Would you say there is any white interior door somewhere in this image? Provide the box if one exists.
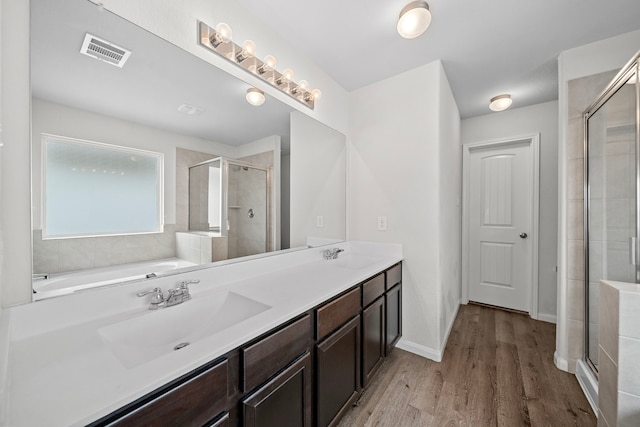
[466,139,535,312]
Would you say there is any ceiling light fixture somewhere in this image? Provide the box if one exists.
[198,21,320,109]
[246,87,265,106]
[397,1,432,39]
[489,94,512,112]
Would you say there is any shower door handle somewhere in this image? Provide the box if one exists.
[630,237,638,265]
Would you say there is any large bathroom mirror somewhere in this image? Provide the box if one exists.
[30,0,346,300]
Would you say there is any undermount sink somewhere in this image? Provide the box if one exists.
[328,253,380,270]
[98,291,271,369]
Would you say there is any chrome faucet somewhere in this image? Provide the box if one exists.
[323,248,345,260]
[137,287,165,310]
[137,280,200,310]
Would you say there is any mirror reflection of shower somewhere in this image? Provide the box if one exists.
[188,157,272,261]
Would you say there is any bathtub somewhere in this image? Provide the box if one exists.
[33,258,198,301]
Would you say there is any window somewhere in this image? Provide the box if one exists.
[43,134,163,238]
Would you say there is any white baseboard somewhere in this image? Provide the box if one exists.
[554,350,569,372]
[397,303,461,363]
[441,303,459,354]
[537,312,557,324]
[396,338,442,362]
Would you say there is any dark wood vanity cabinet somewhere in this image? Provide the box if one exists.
[90,262,402,427]
[241,315,312,426]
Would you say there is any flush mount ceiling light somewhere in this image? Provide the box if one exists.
[489,94,512,112]
[198,21,320,109]
[397,1,432,39]
[246,88,265,106]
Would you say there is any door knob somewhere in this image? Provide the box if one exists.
[519,233,528,239]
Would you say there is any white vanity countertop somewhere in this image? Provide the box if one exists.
[1,241,402,426]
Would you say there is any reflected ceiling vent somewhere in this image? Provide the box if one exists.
[80,33,131,68]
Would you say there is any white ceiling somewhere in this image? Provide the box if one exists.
[238,0,640,118]
[31,0,294,149]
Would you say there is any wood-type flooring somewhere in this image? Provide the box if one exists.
[337,303,596,426]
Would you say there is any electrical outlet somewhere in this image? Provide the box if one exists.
[377,216,387,231]
[316,215,324,228]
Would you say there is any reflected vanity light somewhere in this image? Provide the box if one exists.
[236,40,256,62]
[276,68,294,86]
[258,55,277,74]
[291,79,309,95]
[489,94,512,112]
[210,22,232,47]
[246,87,266,106]
[198,21,320,109]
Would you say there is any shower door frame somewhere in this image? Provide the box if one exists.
[583,51,640,375]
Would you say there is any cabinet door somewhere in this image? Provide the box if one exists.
[316,316,361,427]
[386,283,402,355]
[243,352,312,427]
[362,296,385,387]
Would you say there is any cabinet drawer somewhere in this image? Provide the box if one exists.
[386,263,402,290]
[362,273,385,307]
[316,287,361,341]
[106,359,228,427]
[243,314,311,392]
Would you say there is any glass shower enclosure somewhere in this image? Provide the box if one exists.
[189,157,272,259]
[584,53,639,374]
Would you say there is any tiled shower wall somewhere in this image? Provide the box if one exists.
[565,70,618,372]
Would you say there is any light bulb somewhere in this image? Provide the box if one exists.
[211,22,232,47]
[298,80,309,91]
[237,40,256,62]
[305,88,322,103]
[397,1,431,39]
[277,68,294,86]
[246,88,265,106]
[258,55,277,73]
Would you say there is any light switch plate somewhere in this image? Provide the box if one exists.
[316,215,324,228]
[377,216,387,231]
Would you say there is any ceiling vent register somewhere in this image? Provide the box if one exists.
[80,33,131,68]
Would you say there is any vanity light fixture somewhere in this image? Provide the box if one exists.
[236,40,256,62]
[246,87,266,106]
[305,89,322,102]
[210,22,232,47]
[258,55,277,74]
[276,68,294,86]
[291,79,309,95]
[198,21,320,109]
[489,94,512,112]
[397,1,432,39]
